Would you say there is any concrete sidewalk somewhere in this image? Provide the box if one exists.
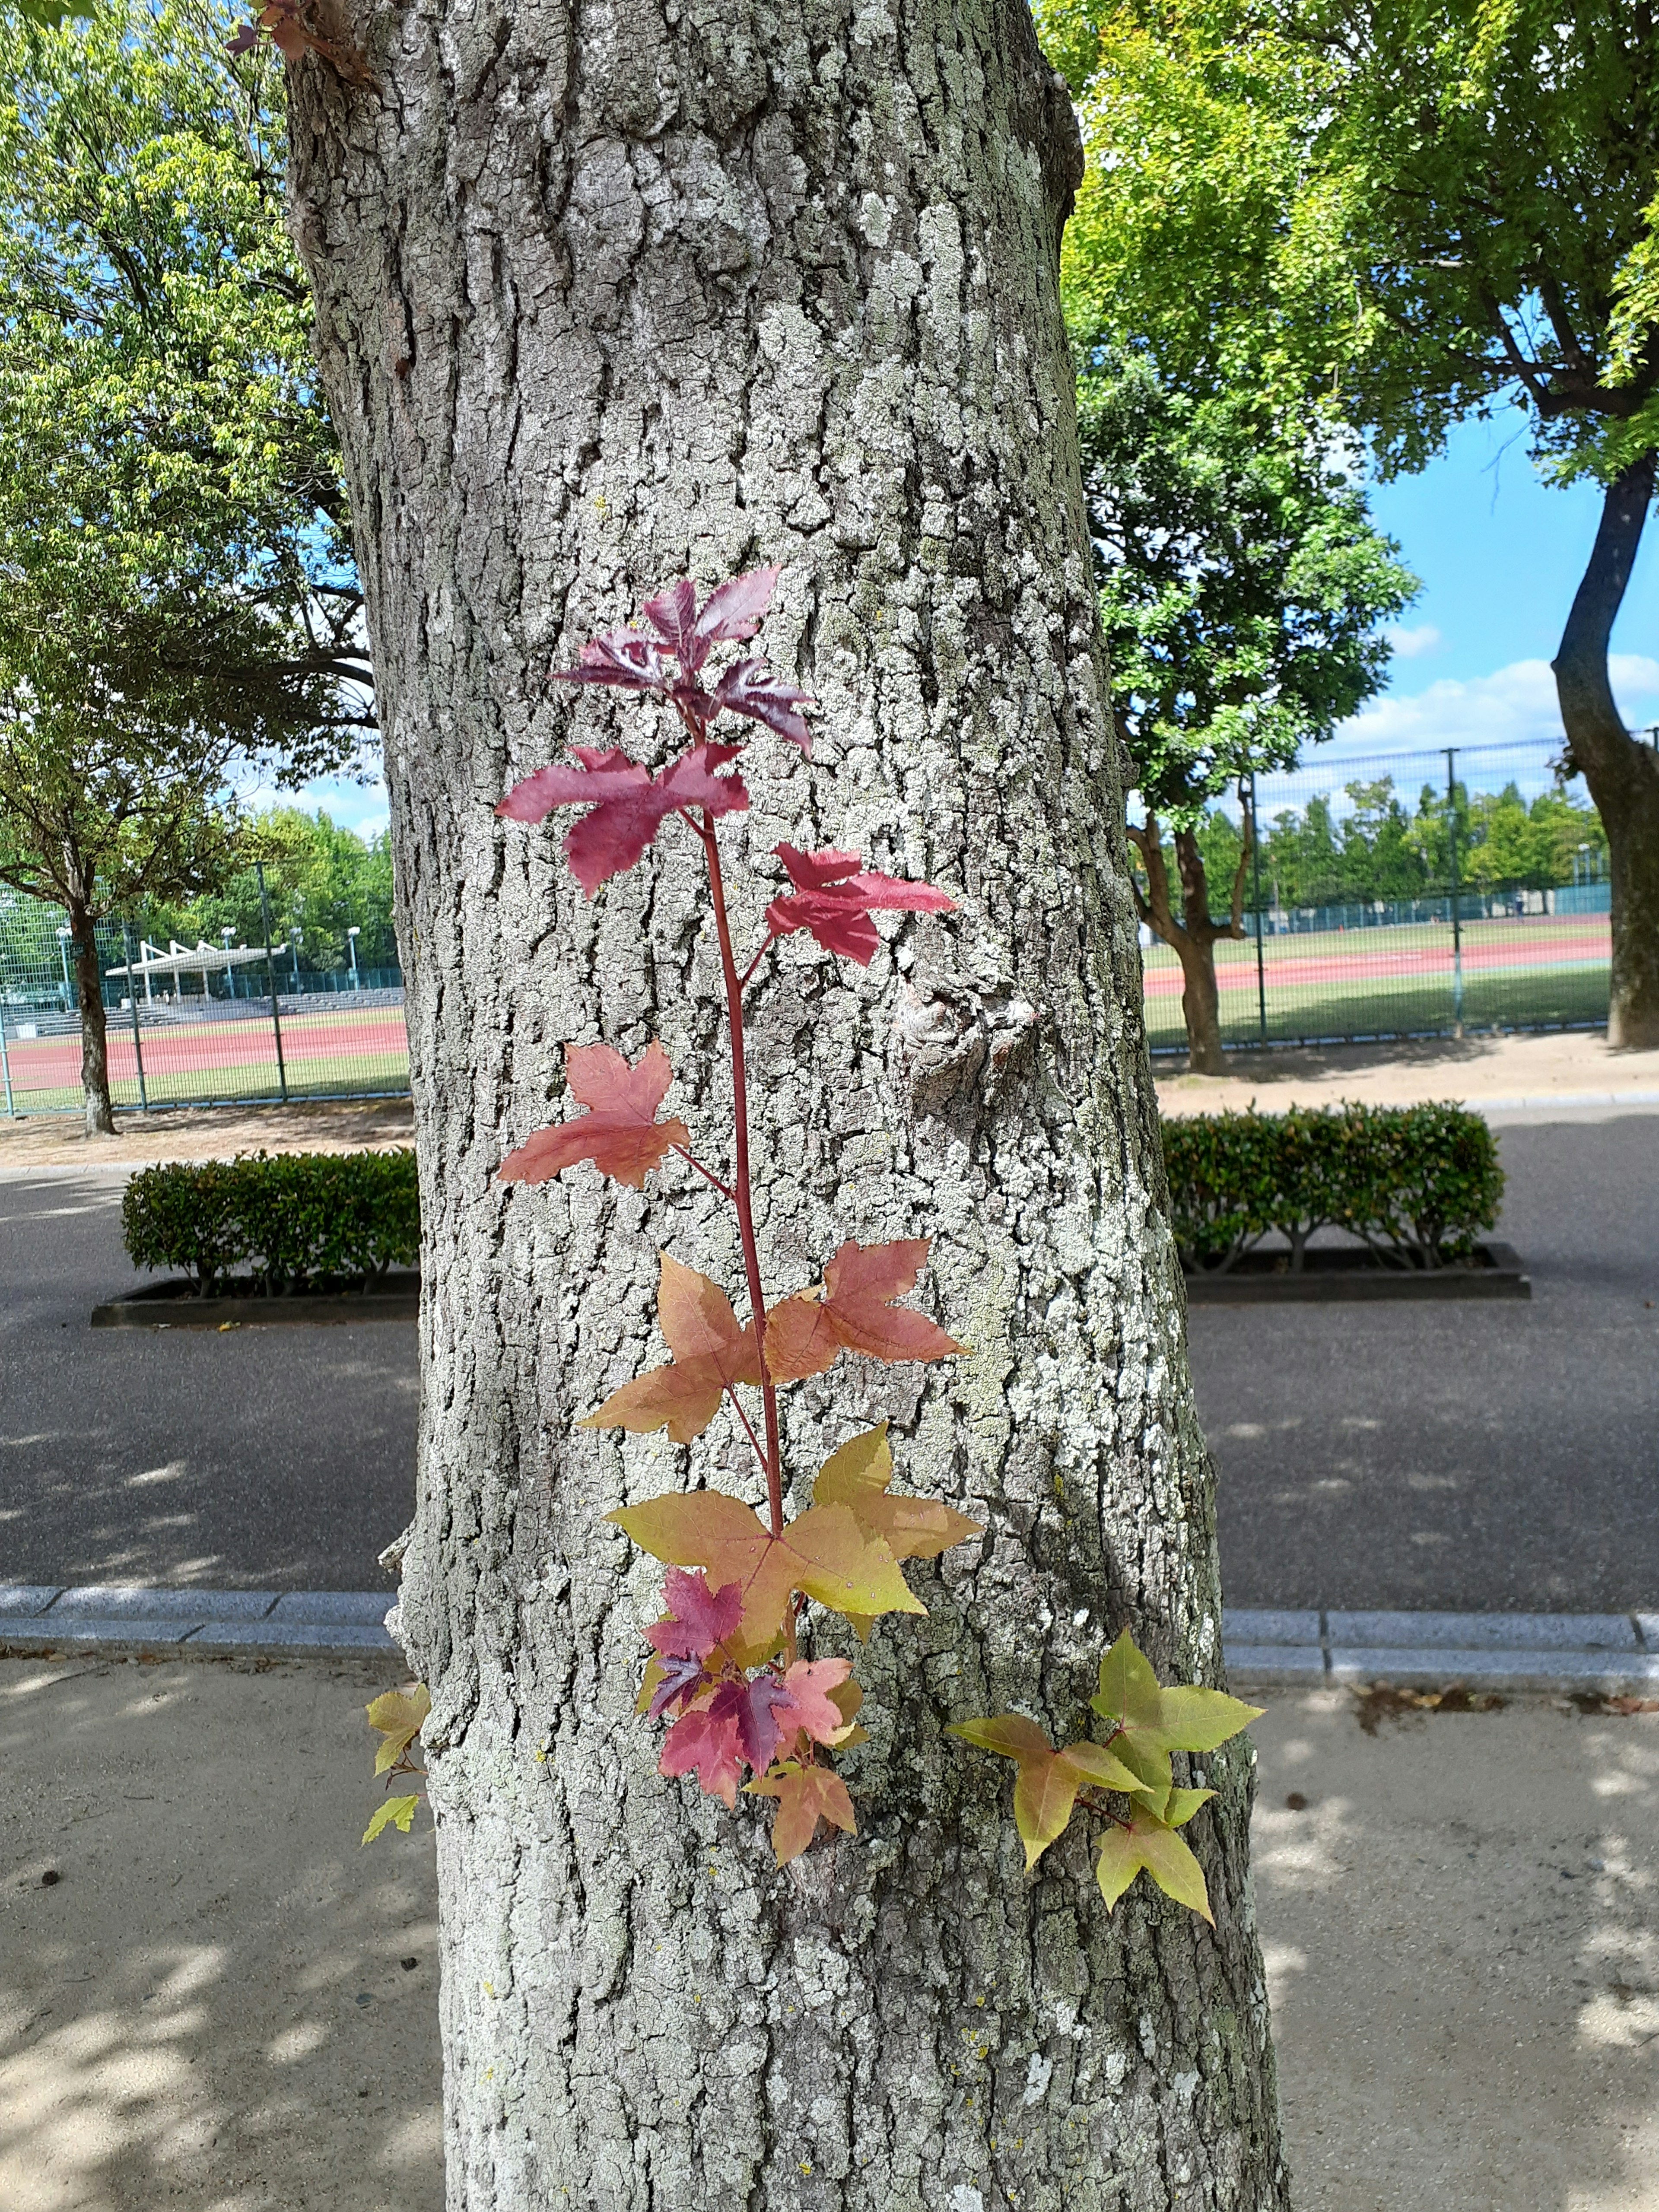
[1,1655,1654,2210]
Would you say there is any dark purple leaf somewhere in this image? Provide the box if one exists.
[646,1653,707,1721]
[712,659,814,753]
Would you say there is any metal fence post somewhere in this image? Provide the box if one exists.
[256,860,290,1103]
[0,1008,13,1117]
[1249,770,1268,1042]
[1445,746,1464,1034]
[121,920,149,1112]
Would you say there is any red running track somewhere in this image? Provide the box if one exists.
[1142,920,1611,997]
[3,1012,408,1085]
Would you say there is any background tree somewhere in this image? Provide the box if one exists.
[0,606,245,1132]
[1079,337,1414,1070]
[151,806,400,977]
[0,0,375,1130]
[1048,0,1659,1043]
[286,1,1287,2204]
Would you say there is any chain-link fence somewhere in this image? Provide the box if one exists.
[0,875,409,1115]
[1137,738,1615,1054]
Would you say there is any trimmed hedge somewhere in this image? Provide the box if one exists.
[121,1149,420,1294]
[1163,1103,1503,1274]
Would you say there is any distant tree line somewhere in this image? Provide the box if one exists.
[1182,777,1610,914]
[0,810,397,988]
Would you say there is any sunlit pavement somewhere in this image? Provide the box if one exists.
[1,1659,1653,2210]
[1200,1115,1659,1611]
[0,1168,417,1589]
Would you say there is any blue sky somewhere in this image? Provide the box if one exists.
[283,402,1659,836]
[1324,408,1659,784]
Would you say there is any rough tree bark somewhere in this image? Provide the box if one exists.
[1552,451,1659,1048]
[65,891,114,1136]
[287,5,1286,2207]
[1125,810,1252,1077]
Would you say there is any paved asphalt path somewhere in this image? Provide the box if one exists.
[1200,1112,1659,1611]
[0,1168,416,1589]
[3,1115,1655,1607]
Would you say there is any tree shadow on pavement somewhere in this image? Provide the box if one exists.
[0,1652,441,2212]
[1247,1687,1659,2211]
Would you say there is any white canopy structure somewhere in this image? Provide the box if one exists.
[104,938,287,1001]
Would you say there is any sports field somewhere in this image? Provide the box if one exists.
[0,1001,408,1112]
[1142,912,1611,1049]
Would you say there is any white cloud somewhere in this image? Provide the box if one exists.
[1323,654,1659,765]
[1385,623,1442,659]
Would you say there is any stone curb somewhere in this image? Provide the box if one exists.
[0,1583,399,1656]
[1224,1606,1659,1692]
[4,1590,1656,1685]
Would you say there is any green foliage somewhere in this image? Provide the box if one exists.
[1050,0,1659,484]
[950,1630,1262,1921]
[148,806,399,973]
[121,1148,419,1292]
[0,0,372,958]
[1217,774,1607,909]
[1078,337,1416,823]
[1163,1102,1504,1271]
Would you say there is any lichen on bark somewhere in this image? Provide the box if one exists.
[287,1,1289,2204]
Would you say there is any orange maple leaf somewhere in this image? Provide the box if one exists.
[747,1761,858,1864]
[764,1238,963,1382]
[583,1255,762,1445]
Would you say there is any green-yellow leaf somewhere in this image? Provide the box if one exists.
[1090,1628,1261,1790]
[1094,1808,1213,1923]
[948,1713,1143,1869]
[366,1683,429,1776]
[362,1793,420,1846]
[814,1423,983,1560]
[608,1491,924,1664]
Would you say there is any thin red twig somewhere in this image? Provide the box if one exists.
[698,811,785,1539]
[723,1383,769,1475]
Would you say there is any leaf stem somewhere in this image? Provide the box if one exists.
[698,811,785,1538]
[674,1144,737,1203]
[739,932,778,994]
[723,1382,769,1475]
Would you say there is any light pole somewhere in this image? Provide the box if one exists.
[56,925,72,1011]
[290,922,303,991]
[347,925,361,991]
[221,925,235,998]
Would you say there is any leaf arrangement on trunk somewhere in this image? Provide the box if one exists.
[367,567,1259,1904]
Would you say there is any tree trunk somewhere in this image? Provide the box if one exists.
[1551,451,1659,1047]
[288,8,1286,2209]
[1170,832,1229,1077]
[67,895,114,1136]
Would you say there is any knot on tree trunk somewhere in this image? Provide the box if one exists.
[893,973,1038,1121]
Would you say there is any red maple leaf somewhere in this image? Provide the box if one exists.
[498,1041,688,1189]
[774,1657,856,1748]
[658,1701,747,1808]
[765,844,953,963]
[708,661,814,752]
[645,1568,743,1664]
[496,744,748,896]
[545,572,814,750]
[765,1238,965,1382]
[582,1255,763,1446]
[638,569,780,675]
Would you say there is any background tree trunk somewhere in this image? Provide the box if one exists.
[67,894,114,1135]
[288,6,1286,2208]
[1552,452,1659,1048]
